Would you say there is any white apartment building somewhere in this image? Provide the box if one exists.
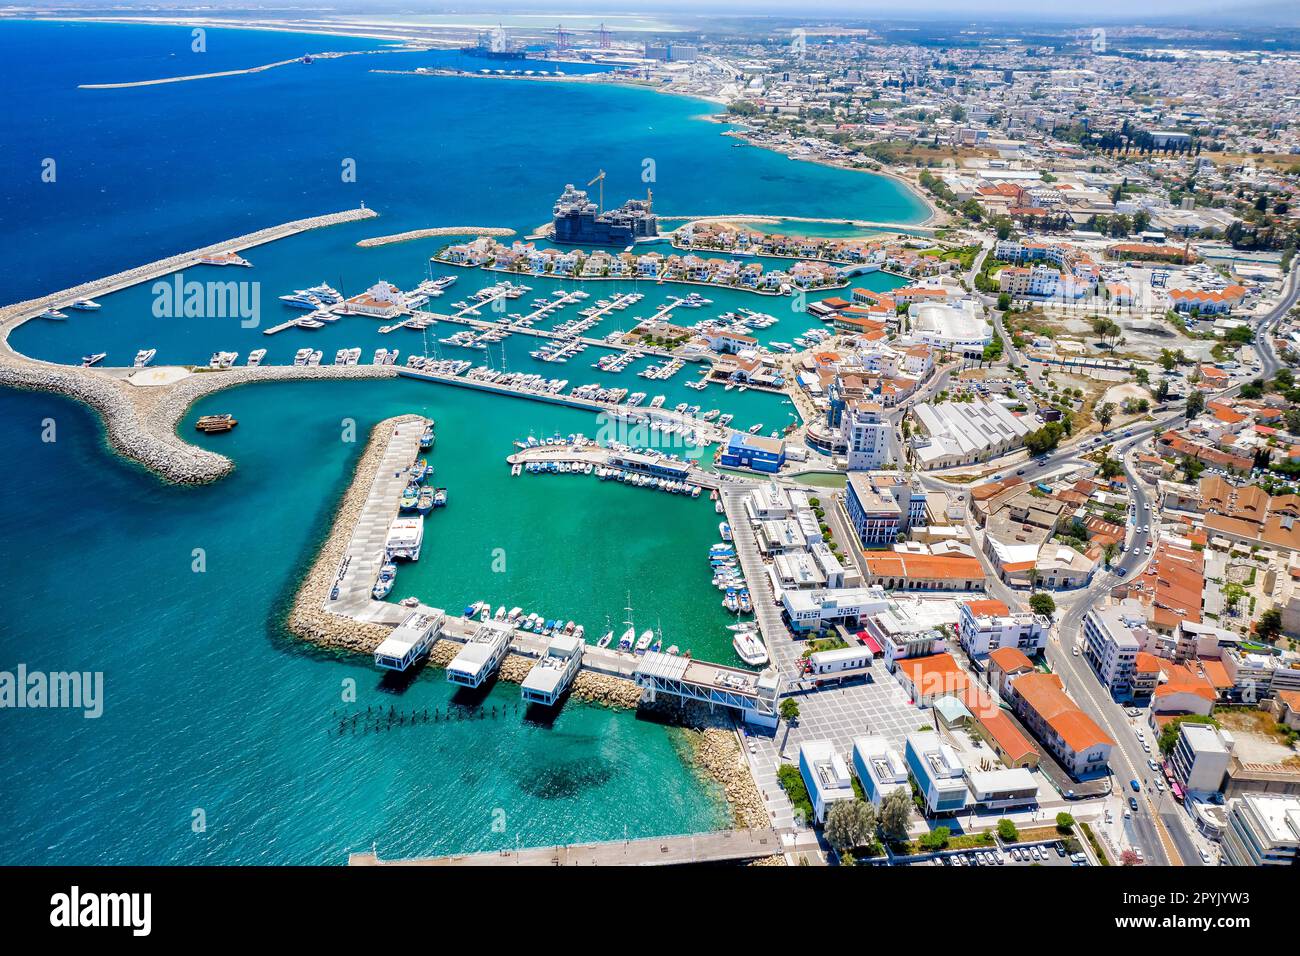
[1169,723,1233,796]
[851,736,910,808]
[1082,603,1152,699]
[842,400,890,471]
[1221,794,1300,867]
[957,599,1049,659]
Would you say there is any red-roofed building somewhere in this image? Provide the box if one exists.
[895,652,969,705]
[1005,672,1114,777]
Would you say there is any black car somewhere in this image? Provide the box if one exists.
[1129,796,1139,811]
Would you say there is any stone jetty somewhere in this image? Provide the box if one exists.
[357,226,515,247]
[0,207,384,483]
[286,414,425,654]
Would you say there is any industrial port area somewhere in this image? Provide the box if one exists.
[1,0,1296,934]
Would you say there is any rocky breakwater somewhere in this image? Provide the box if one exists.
[286,413,425,654]
[0,207,385,483]
[646,699,772,831]
[0,360,396,483]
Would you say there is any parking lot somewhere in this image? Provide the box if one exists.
[913,841,1086,868]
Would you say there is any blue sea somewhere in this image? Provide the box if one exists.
[0,20,929,864]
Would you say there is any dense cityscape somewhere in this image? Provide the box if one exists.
[0,1,1296,931]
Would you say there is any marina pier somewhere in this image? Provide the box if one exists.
[296,415,781,723]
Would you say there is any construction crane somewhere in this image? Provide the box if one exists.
[598,22,612,49]
[553,23,570,52]
[587,169,606,213]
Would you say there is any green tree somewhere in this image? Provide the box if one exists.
[997,292,1012,311]
[1097,402,1115,430]
[779,698,800,722]
[1186,390,1205,419]
[825,800,877,855]
[1256,607,1283,643]
[879,788,912,841]
[1029,592,1056,616]
[997,818,1019,841]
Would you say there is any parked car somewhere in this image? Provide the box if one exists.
[1131,779,1141,792]
[1129,796,1139,812]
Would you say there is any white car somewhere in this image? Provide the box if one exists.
[1072,646,1080,656]
[1155,779,1166,793]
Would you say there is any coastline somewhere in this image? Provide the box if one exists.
[16,13,938,229]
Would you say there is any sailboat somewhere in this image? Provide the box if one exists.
[596,614,614,648]
[618,594,636,651]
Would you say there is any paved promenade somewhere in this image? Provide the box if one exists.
[348,827,784,866]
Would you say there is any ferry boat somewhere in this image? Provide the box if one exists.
[133,348,156,368]
[247,348,266,367]
[194,414,237,434]
[81,352,107,367]
[293,347,312,366]
[732,630,769,667]
[70,298,102,311]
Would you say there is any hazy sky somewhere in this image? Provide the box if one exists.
[45,0,1299,22]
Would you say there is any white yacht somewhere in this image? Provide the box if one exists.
[247,348,266,367]
[732,630,769,667]
[70,298,102,311]
[279,291,325,310]
[133,348,156,368]
[293,347,312,366]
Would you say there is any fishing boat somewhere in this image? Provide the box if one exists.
[419,423,435,449]
[432,488,448,508]
[723,589,741,613]
[371,564,397,600]
[732,630,769,667]
[416,486,436,513]
[81,352,106,367]
[719,521,733,542]
[738,590,753,614]
[409,459,429,483]
[398,485,420,511]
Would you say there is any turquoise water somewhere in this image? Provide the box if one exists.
[0,20,928,864]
